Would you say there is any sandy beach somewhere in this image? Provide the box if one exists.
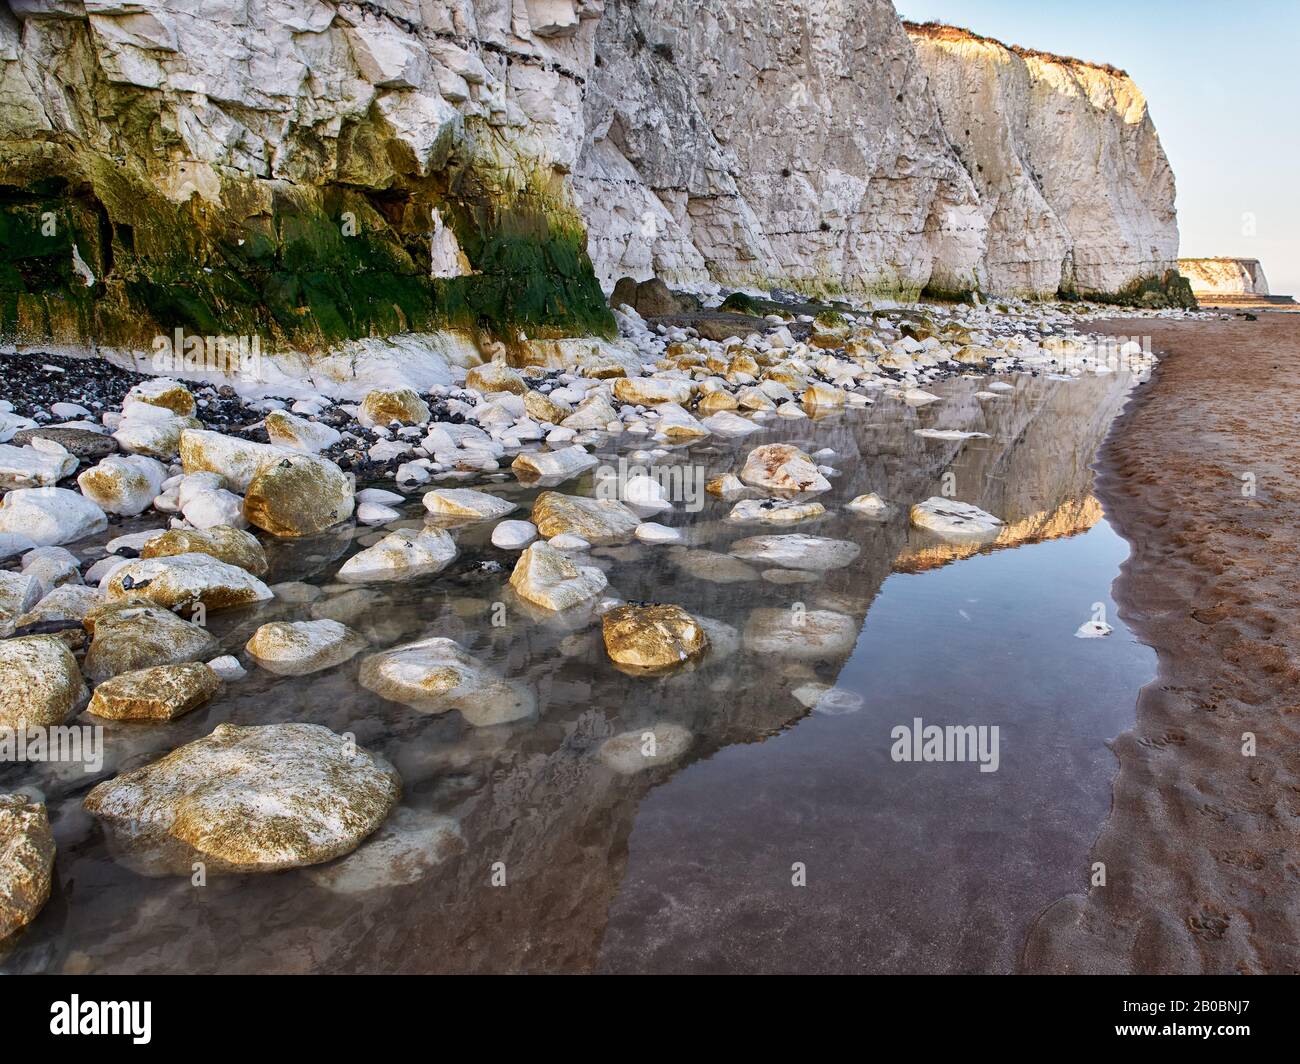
[1025,311,1300,974]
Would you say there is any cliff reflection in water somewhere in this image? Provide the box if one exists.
[2,370,1150,975]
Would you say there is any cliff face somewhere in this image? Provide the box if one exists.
[1179,257,1270,297]
[0,1,615,353]
[573,0,987,299]
[0,3,1183,358]
[905,23,1179,298]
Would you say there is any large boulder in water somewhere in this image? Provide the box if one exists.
[87,662,221,721]
[0,636,87,730]
[104,554,273,612]
[508,541,607,611]
[739,443,831,495]
[0,794,56,940]
[0,487,107,546]
[530,491,639,544]
[243,453,355,538]
[602,604,710,673]
[83,603,220,683]
[83,723,401,874]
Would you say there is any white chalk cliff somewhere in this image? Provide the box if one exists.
[905,23,1179,298]
[1178,257,1270,297]
[573,0,988,298]
[0,2,1184,359]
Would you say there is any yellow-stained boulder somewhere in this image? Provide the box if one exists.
[243,453,354,537]
[0,636,86,730]
[141,525,268,576]
[602,603,709,672]
[88,662,221,721]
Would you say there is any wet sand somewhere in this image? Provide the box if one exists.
[1024,311,1300,974]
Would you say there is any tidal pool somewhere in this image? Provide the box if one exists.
[0,369,1155,974]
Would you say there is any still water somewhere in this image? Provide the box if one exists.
[1,369,1155,973]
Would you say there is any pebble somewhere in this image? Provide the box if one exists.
[491,520,538,549]
[634,522,682,544]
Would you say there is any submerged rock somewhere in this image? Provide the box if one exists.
[909,497,1004,538]
[304,808,465,895]
[509,541,607,611]
[0,636,86,731]
[598,723,694,774]
[669,547,759,584]
[84,723,401,874]
[87,662,221,721]
[0,794,56,941]
[602,604,709,672]
[729,533,860,571]
[793,682,865,715]
[245,620,367,676]
[742,608,857,659]
[359,637,536,726]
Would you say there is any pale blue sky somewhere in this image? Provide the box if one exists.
[896,0,1300,295]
